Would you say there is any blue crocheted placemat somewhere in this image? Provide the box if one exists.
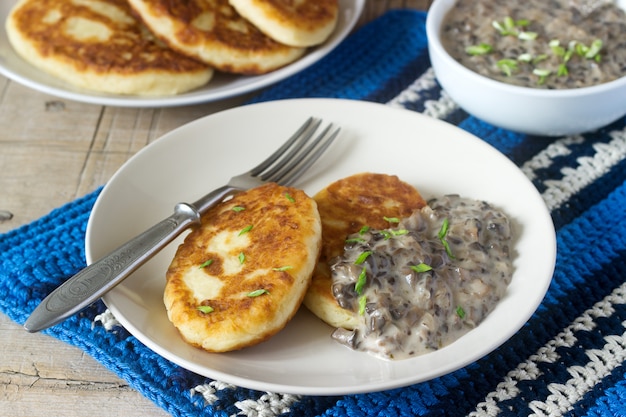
[3,9,626,416]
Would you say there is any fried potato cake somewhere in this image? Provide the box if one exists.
[228,0,339,47]
[6,0,213,95]
[303,173,427,329]
[127,0,306,74]
[164,183,321,352]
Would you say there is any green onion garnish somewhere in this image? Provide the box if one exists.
[197,305,214,314]
[355,266,367,294]
[410,263,433,273]
[358,295,367,315]
[284,193,295,203]
[238,252,246,264]
[358,225,370,235]
[247,289,269,297]
[232,206,245,212]
[199,259,213,269]
[518,31,537,41]
[438,218,455,259]
[345,237,366,244]
[533,68,551,84]
[384,216,400,223]
[391,229,409,236]
[497,59,518,76]
[354,251,372,265]
[239,224,253,236]
[466,43,492,56]
[456,306,466,319]
[354,266,367,294]
[273,266,293,272]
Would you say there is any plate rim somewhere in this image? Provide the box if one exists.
[0,0,364,107]
[88,98,557,395]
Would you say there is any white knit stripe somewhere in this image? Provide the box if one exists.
[527,325,626,417]
[520,136,585,181]
[233,392,301,417]
[469,282,626,417]
[386,68,460,120]
[538,127,626,211]
[387,67,438,107]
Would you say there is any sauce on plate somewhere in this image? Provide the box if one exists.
[331,195,513,360]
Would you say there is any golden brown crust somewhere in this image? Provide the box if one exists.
[127,0,306,74]
[228,0,338,47]
[164,183,321,352]
[5,0,213,95]
[304,173,427,329]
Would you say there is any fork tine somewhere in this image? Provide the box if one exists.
[262,123,340,186]
[256,118,322,180]
[249,117,315,176]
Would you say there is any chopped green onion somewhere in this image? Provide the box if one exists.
[383,216,400,223]
[199,259,213,269]
[358,225,370,235]
[232,206,245,212]
[354,251,372,265]
[197,305,214,314]
[549,39,565,57]
[533,68,551,84]
[557,63,569,76]
[438,218,450,240]
[247,289,269,297]
[238,224,253,236]
[515,19,530,27]
[410,263,433,273]
[345,237,366,244]
[585,39,603,60]
[284,193,295,203]
[466,43,493,56]
[273,265,293,272]
[380,230,392,240]
[497,59,518,76]
[518,31,537,41]
[456,306,466,319]
[358,295,367,315]
[355,266,367,294]
[492,16,517,36]
[517,53,533,63]
[438,218,455,259]
[391,229,409,236]
[238,252,246,264]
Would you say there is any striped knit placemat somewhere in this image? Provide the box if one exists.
[2,10,626,416]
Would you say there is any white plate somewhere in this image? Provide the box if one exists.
[0,0,363,107]
[86,98,556,395]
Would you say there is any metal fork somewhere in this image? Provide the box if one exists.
[24,118,339,333]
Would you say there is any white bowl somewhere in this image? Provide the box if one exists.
[426,0,626,136]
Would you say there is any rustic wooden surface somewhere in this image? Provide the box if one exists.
[0,1,431,416]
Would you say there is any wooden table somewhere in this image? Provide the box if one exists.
[0,1,431,416]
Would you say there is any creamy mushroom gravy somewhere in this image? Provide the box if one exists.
[330,195,513,360]
[441,0,626,89]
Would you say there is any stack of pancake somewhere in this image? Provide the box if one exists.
[5,0,338,95]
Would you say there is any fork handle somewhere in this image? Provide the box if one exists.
[24,186,239,332]
[24,202,200,332]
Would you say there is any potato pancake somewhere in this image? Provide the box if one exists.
[229,0,339,47]
[127,0,306,74]
[6,0,213,95]
[303,173,426,329]
[164,183,321,352]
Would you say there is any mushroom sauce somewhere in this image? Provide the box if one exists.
[441,0,626,89]
[331,195,513,360]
